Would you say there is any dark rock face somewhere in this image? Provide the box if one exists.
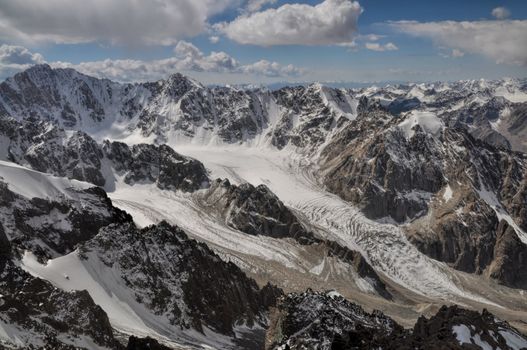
[266,290,527,350]
[507,103,527,144]
[487,220,527,288]
[407,190,499,274]
[320,107,443,223]
[0,116,106,186]
[0,179,131,260]
[0,116,211,193]
[202,179,313,242]
[81,221,282,336]
[410,305,527,350]
[103,141,210,192]
[126,336,172,350]
[0,64,114,127]
[269,85,341,151]
[318,101,527,287]
[0,224,11,271]
[265,290,403,350]
[0,261,122,349]
[387,96,421,115]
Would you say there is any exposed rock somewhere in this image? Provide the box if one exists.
[201,179,314,242]
[266,290,527,350]
[320,108,443,223]
[126,336,172,350]
[265,289,403,350]
[487,220,527,289]
[0,261,122,349]
[0,177,131,260]
[0,224,10,271]
[406,188,499,274]
[103,141,210,192]
[200,178,391,299]
[0,116,106,186]
[80,220,282,336]
[410,305,527,350]
[0,116,211,193]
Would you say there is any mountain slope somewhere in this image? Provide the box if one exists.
[266,290,527,350]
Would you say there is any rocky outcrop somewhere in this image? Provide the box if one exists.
[265,290,403,350]
[126,336,172,350]
[0,116,211,192]
[0,177,131,260]
[0,116,107,186]
[80,220,282,336]
[266,290,527,350]
[0,259,121,349]
[406,188,499,274]
[320,106,443,223]
[0,224,10,271]
[410,305,527,350]
[487,220,527,289]
[201,179,314,242]
[103,141,210,192]
[0,218,121,350]
[318,100,527,287]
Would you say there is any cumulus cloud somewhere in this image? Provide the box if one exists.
[209,36,220,44]
[0,42,304,82]
[0,0,237,46]
[220,0,363,46]
[0,45,45,79]
[491,7,510,20]
[245,0,277,13]
[0,45,44,65]
[242,60,303,77]
[49,41,303,82]
[391,20,527,66]
[364,42,398,51]
[358,34,385,41]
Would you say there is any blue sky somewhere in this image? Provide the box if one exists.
[0,0,526,84]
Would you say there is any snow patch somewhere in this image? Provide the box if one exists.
[478,184,527,244]
[398,111,443,139]
[452,325,492,350]
[0,160,92,200]
[443,185,453,202]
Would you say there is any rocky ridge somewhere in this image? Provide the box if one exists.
[0,160,283,349]
[266,290,527,350]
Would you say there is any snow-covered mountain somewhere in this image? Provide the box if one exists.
[1,65,527,349]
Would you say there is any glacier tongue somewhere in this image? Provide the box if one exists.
[108,144,497,305]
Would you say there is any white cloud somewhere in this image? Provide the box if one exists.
[49,41,303,82]
[491,7,510,20]
[0,45,44,65]
[0,42,304,82]
[0,45,45,79]
[391,20,527,66]
[242,60,304,77]
[209,36,220,44]
[358,34,385,41]
[451,49,464,58]
[245,0,277,13]
[0,0,237,46]
[365,42,398,51]
[220,0,363,46]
